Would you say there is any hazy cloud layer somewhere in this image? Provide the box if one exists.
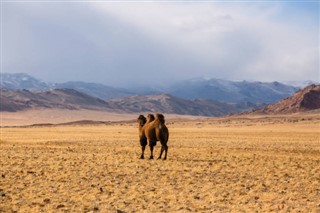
[2,2,319,87]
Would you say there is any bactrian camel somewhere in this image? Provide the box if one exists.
[137,113,169,160]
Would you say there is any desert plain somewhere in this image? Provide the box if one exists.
[0,111,319,212]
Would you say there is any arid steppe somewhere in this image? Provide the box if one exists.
[0,113,319,212]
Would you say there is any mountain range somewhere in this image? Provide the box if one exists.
[1,73,306,104]
[1,73,318,116]
[0,88,264,116]
[167,78,299,103]
[250,84,320,114]
[0,73,133,100]
[107,94,264,116]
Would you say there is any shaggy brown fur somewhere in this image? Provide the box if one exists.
[137,113,169,160]
[137,115,147,147]
[147,114,155,123]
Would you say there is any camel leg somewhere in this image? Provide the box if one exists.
[140,145,146,159]
[149,142,155,159]
[158,146,164,160]
[140,138,147,159]
[163,145,168,160]
[149,145,154,159]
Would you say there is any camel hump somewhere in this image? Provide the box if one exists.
[137,115,147,125]
[155,113,165,124]
[147,114,155,123]
[138,115,146,120]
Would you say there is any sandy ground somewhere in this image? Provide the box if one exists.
[0,115,319,212]
[0,109,207,127]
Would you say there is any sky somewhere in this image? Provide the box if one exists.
[1,1,319,87]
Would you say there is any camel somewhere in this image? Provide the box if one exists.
[137,113,169,160]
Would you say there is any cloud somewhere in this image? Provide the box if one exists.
[2,2,319,86]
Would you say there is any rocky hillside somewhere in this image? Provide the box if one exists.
[252,84,320,114]
[107,94,263,116]
[0,88,111,112]
[0,89,262,116]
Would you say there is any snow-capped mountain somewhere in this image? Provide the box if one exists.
[167,78,299,104]
[0,73,132,100]
[1,73,302,104]
[0,73,49,90]
[284,80,319,88]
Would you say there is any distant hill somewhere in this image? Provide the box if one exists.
[107,94,263,116]
[0,73,49,90]
[284,80,319,88]
[0,89,263,116]
[168,78,299,104]
[54,81,133,100]
[0,73,133,100]
[247,84,320,114]
[0,88,111,112]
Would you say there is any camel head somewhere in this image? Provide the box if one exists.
[155,113,165,124]
[137,115,147,127]
[147,114,155,122]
